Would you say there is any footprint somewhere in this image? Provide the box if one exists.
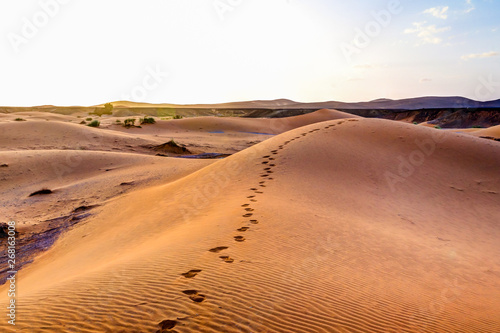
[271,150,278,153]
[234,236,245,242]
[209,246,228,253]
[241,204,250,207]
[250,199,257,202]
[260,185,266,187]
[238,227,249,232]
[182,290,206,303]
[250,188,258,190]
[259,181,266,184]
[219,255,234,263]
[264,167,271,171]
[262,161,269,164]
[255,191,264,194]
[247,195,255,198]
[245,208,254,211]
[269,164,276,167]
[181,269,202,278]
[267,178,274,181]
[250,220,259,224]
[261,174,269,177]
[269,158,275,161]
[263,155,271,158]
[158,320,177,330]
[267,171,273,174]
[243,213,253,217]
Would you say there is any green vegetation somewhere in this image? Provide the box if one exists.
[413,121,418,125]
[156,108,177,117]
[87,120,100,127]
[91,103,113,116]
[115,119,121,123]
[86,117,92,121]
[472,125,483,128]
[14,118,25,121]
[434,125,442,129]
[123,118,137,128]
[141,116,156,124]
[172,114,183,119]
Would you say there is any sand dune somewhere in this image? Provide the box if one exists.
[0,120,161,153]
[0,109,358,156]
[0,150,213,226]
[1,117,498,332]
[470,124,500,139]
[109,108,359,135]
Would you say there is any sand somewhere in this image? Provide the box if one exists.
[0,111,499,332]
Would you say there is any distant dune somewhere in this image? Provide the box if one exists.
[90,96,500,110]
[1,114,498,332]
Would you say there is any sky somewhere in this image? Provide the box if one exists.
[0,0,499,106]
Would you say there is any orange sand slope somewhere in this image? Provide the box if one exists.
[0,109,359,155]
[1,118,499,332]
[0,150,213,225]
[469,124,500,139]
[136,109,360,134]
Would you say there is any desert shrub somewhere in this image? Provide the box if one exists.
[123,118,138,128]
[80,120,86,124]
[87,120,100,127]
[91,103,113,116]
[141,116,156,124]
[115,119,121,123]
[472,125,483,128]
[434,125,442,129]
[173,114,183,119]
[86,117,92,121]
[413,121,418,125]
[14,118,25,121]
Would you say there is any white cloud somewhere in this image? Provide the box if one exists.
[461,51,498,60]
[404,22,451,44]
[423,6,449,19]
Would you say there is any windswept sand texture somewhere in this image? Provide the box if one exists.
[0,111,499,332]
